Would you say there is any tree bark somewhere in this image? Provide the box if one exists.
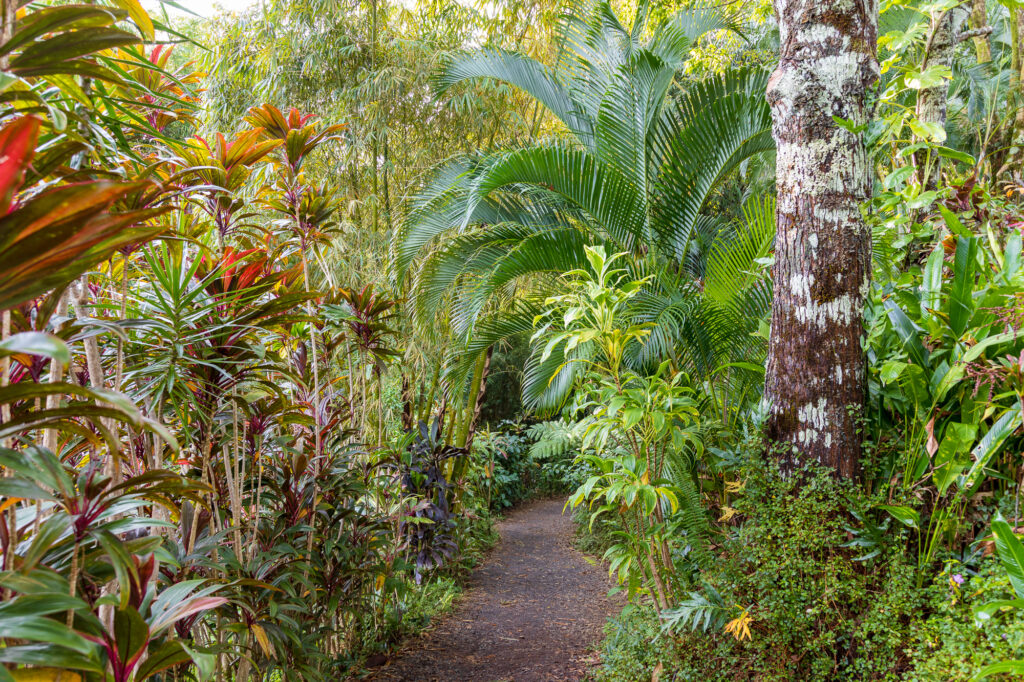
[764,0,879,478]
[463,346,492,451]
[1003,11,1024,178]
[969,0,991,63]
[915,5,969,189]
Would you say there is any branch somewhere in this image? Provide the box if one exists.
[957,26,993,43]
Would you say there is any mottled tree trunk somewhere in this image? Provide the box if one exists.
[764,0,879,478]
[969,0,991,63]
[1003,11,1024,177]
[915,5,969,189]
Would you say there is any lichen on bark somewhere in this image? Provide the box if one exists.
[764,0,878,478]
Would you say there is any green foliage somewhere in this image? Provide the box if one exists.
[591,464,925,681]
[4,0,1024,680]
[904,561,1024,681]
[590,604,684,682]
[398,1,774,412]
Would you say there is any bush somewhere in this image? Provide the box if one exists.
[592,462,927,681]
[904,560,1024,681]
[468,419,588,511]
[589,604,684,681]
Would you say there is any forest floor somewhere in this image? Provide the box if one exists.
[369,497,623,681]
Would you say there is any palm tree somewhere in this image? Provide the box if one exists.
[394,0,774,414]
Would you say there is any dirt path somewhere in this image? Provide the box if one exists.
[371,497,623,682]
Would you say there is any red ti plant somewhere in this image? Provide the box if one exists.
[175,130,280,244]
[81,554,225,682]
[245,103,344,460]
[0,116,170,312]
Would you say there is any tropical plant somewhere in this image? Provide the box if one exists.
[395,0,773,412]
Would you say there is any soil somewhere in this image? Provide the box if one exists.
[369,497,623,682]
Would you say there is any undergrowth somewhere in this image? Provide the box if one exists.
[582,462,1024,681]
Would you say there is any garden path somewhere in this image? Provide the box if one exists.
[369,497,622,681]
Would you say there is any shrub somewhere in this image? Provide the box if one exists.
[904,560,1024,681]
[594,463,927,681]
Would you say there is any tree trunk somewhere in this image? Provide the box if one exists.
[915,5,969,189]
[764,0,879,478]
[969,0,991,63]
[456,348,490,449]
[1002,11,1024,177]
[463,346,492,451]
[400,372,413,432]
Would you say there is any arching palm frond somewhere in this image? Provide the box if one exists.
[435,48,593,144]
[522,333,592,416]
[396,0,776,415]
[463,145,649,249]
[440,298,542,406]
[703,195,775,309]
[628,196,775,389]
[649,68,774,260]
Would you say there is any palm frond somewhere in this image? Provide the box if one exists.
[435,48,593,144]
[649,68,773,260]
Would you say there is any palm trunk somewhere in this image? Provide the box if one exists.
[764,0,878,478]
[419,361,441,424]
[463,346,492,451]
[455,349,488,448]
[449,349,491,510]
[400,372,413,431]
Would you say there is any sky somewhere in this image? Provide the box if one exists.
[144,0,260,19]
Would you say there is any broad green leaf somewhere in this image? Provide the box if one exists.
[921,244,943,319]
[1003,231,1021,279]
[963,405,1023,491]
[932,422,976,495]
[936,146,975,165]
[948,236,978,337]
[974,661,1024,680]
[973,599,1024,622]
[0,593,85,619]
[879,360,907,384]
[938,205,972,238]
[884,300,930,368]
[135,640,190,680]
[908,119,946,142]
[113,607,149,669]
[0,617,94,655]
[621,407,644,430]
[992,513,1024,599]
[904,64,952,90]
[0,332,69,365]
[963,328,1024,364]
[878,505,919,529]
[0,477,53,501]
[883,166,915,190]
[11,668,84,681]
[0,644,102,673]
